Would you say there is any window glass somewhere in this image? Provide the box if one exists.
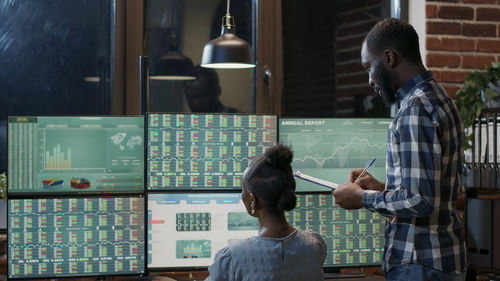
[282,0,392,117]
[147,0,254,113]
[0,0,115,172]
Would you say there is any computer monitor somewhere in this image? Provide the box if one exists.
[146,113,277,190]
[7,116,144,195]
[287,193,385,267]
[279,118,391,192]
[147,192,258,269]
[7,196,145,279]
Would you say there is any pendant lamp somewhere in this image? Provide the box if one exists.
[201,0,255,69]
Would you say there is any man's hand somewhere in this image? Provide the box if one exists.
[349,169,385,192]
[332,183,365,210]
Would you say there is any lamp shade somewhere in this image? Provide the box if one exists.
[201,16,255,69]
[149,51,196,80]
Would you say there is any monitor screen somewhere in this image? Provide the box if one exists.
[287,193,384,267]
[279,118,391,192]
[148,192,258,269]
[7,116,144,195]
[147,113,277,190]
[8,196,145,279]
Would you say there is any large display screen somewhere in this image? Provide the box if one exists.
[148,193,258,269]
[147,113,277,190]
[8,116,144,194]
[8,197,145,279]
[287,193,385,267]
[279,118,390,192]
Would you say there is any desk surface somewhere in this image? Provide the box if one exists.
[151,273,386,281]
[324,275,385,281]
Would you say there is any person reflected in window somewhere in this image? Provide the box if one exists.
[183,65,240,113]
[205,144,327,281]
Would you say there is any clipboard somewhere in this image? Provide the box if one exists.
[294,171,339,190]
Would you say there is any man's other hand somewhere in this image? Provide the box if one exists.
[332,183,364,210]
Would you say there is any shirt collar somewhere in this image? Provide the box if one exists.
[394,70,434,102]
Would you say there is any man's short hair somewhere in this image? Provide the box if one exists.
[363,18,422,64]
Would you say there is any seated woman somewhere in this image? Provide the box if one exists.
[205,144,327,281]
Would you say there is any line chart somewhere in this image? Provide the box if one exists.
[292,136,386,168]
[279,118,391,192]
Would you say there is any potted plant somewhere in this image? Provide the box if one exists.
[456,62,500,150]
[0,172,5,200]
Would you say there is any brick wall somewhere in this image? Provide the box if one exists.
[426,0,500,98]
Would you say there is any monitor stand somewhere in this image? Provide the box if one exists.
[324,269,366,279]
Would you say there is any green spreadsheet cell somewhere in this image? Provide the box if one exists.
[346,211,354,220]
[359,210,367,220]
[348,254,355,264]
[359,224,367,234]
[360,238,367,249]
[347,239,354,249]
[346,224,354,235]
[374,252,382,262]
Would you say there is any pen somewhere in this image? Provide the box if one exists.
[355,158,376,183]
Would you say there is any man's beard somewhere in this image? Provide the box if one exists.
[373,64,396,107]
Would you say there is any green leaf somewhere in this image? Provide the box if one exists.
[456,63,500,156]
[484,88,499,99]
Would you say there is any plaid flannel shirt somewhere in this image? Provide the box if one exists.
[363,71,467,273]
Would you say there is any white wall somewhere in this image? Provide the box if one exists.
[408,0,426,67]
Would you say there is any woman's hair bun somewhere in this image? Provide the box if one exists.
[264,143,293,169]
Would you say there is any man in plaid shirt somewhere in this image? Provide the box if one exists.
[333,18,466,280]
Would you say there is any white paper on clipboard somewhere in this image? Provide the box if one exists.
[294,171,339,190]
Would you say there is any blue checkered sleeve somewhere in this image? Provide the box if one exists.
[363,105,440,217]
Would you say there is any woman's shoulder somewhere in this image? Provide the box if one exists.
[224,236,261,252]
[295,229,327,255]
[297,228,325,241]
[212,236,270,263]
